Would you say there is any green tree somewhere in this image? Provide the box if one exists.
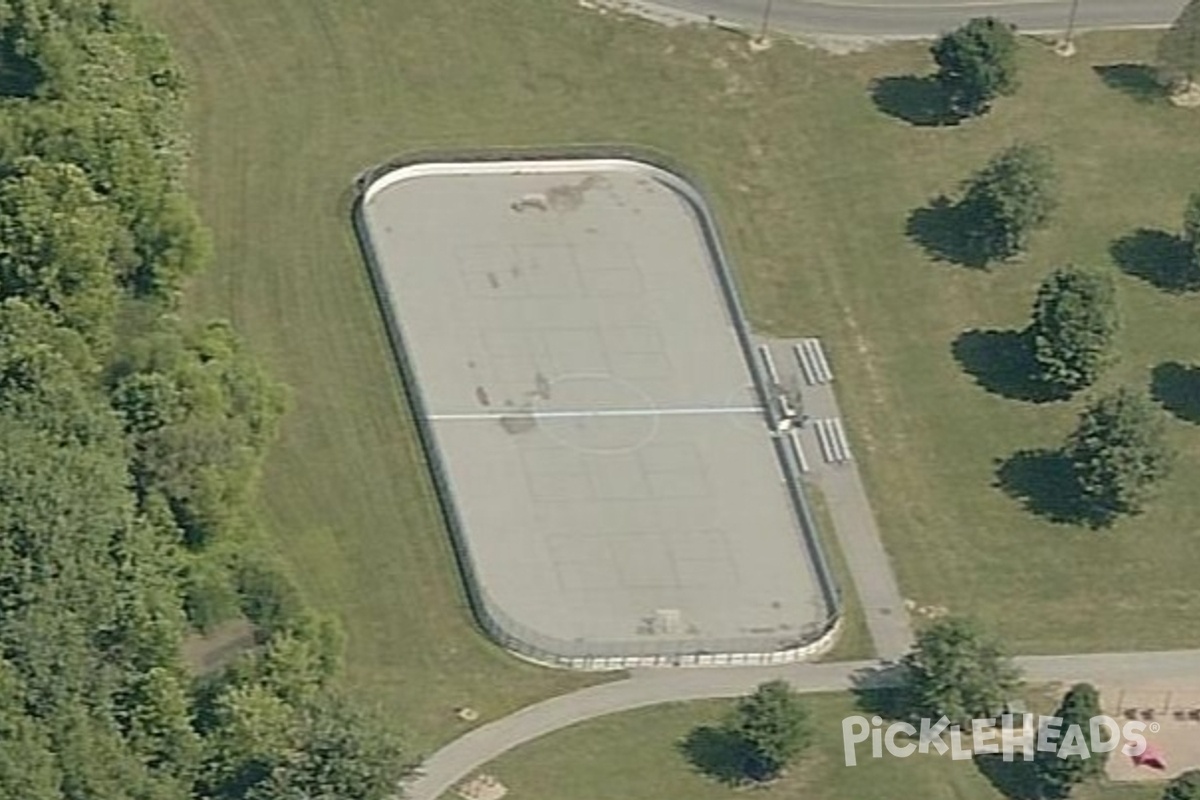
[0,413,132,716]
[182,557,241,632]
[1068,388,1173,525]
[202,683,301,798]
[931,17,1019,117]
[250,695,409,800]
[109,505,191,674]
[0,7,401,800]
[0,156,128,347]
[0,24,203,299]
[54,706,189,800]
[252,621,344,706]
[201,672,405,800]
[0,661,61,800]
[1166,771,1200,800]
[1030,267,1119,393]
[1035,683,1109,798]
[122,667,203,778]
[0,298,102,435]
[725,680,811,782]
[1159,0,1200,88]
[902,616,1021,727]
[960,143,1057,264]
[233,558,306,634]
[111,319,285,549]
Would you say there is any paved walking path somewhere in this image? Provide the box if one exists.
[760,337,913,660]
[814,459,912,658]
[595,0,1186,39]
[405,649,1200,799]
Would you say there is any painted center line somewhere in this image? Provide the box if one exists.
[428,405,764,421]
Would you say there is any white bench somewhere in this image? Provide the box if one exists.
[788,427,810,473]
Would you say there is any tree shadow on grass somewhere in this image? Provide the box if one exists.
[870,75,965,127]
[1092,63,1167,104]
[952,329,1066,404]
[679,726,754,785]
[1110,229,1200,293]
[906,195,992,268]
[849,662,913,722]
[1152,362,1200,425]
[975,753,1041,800]
[994,449,1103,527]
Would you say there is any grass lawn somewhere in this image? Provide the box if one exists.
[143,0,1200,747]
[467,695,1163,800]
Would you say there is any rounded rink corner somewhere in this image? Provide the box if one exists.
[353,153,843,670]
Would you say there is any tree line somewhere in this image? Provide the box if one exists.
[0,1,405,797]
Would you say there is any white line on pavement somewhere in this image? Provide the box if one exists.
[427,406,764,421]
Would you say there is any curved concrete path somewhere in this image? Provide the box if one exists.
[405,649,1200,800]
[597,0,1187,39]
[404,660,878,800]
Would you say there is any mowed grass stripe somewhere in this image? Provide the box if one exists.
[151,0,614,752]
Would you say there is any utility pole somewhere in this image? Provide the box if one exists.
[757,0,775,43]
[1057,0,1081,56]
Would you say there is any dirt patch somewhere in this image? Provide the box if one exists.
[1169,81,1200,107]
[838,301,891,453]
[457,774,508,800]
[498,412,537,435]
[546,175,604,212]
[1100,684,1200,782]
[181,618,258,675]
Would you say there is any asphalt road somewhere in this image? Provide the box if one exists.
[603,0,1188,38]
